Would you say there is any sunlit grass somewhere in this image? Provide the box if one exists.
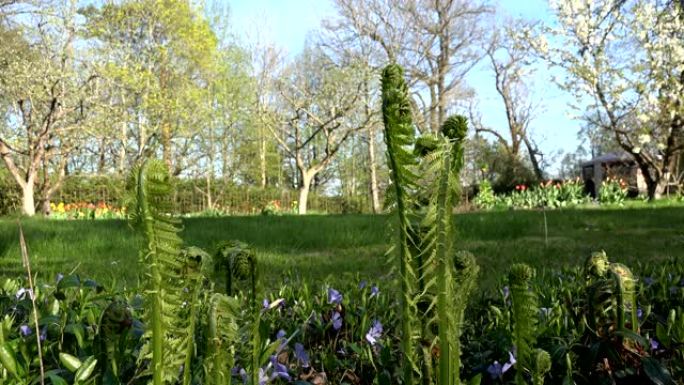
[1,206,683,290]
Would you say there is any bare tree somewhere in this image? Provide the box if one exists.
[472,25,544,180]
[271,48,370,214]
[0,2,94,216]
[320,22,384,213]
[326,0,491,133]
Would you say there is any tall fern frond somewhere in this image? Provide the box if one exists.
[584,251,639,336]
[96,300,133,383]
[418,115,470,385]
[205,293,239,385]
[128,159,186,385]
[509,263,538,385]
[381,63,420,384]
[215,240,258,310]
[531,349,552,385]
[180,246,213,385]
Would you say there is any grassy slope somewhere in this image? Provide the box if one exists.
[1,206,683,290]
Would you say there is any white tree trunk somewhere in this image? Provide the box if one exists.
[367,125,381,213]
[21,183,35,216]
[298,172,313,215]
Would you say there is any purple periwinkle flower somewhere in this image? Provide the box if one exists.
[276,329,287,351]
[502,286,510,300]
[258,368,268,385]
[262,298,285,312]
[332,311,342,330]
[294,343,310,368]
[637,308,643,319]
[269,355,291,381]
[19,325,32,336]
[40,326,47,341]
[370,285,380,298]
[365,319,383,346]
[487,351,516,380]
[359,280,367,289]
[650,338,660,351]
[328,288,343,304]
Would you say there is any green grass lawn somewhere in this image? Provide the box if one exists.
[1,206,683,291]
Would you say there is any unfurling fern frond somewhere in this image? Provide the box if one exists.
[584,251,639,337]
[180,246,213,385]
[96,300,133,382]
[204,293,239,385]
[509,263,539,385]
[531,349,552,385]
[411,114,470,385]
[129,159,188,385]
[215,240,258,307]
[381,63,420,385]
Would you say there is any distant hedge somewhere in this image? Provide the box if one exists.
[0,172,371,215]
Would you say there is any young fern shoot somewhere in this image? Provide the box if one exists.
[382,63,479,384]
[381,63,420,385]
[129,159,202,384]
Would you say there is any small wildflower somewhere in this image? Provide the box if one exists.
[487,351,516,380]
[269,355,291,381]
[294,343,310,368]
[276,329,287,351]
[643,276,655,286]
[359,280,367,289]
[365,319,383,346]
[20,325,32,336]
[650,338,660,351]
[328,288,343,304]
[332,311,342,330]
[262,298,285,311]
[637,308,643,319]
[370,285,379,298]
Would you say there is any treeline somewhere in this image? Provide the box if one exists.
[1,0,682,216]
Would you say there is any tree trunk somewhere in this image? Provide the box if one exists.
[118,121,127,173]
[638,161,666,200]
[21,183,35,216]
[523,138,544,181]
[260,130,267,188]
[367,125,381,213]
[298,171,313,214]
[161,122,172,172]
[98,137,107,173]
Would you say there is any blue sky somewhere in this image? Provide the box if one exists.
[228,0,582,174]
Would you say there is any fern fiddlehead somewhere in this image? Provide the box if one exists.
[129,159,187,385]
[509,263,538,385]
[205,293,239,385]
[381,63,420,385]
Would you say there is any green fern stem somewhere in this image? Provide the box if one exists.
[137,160,165,385]
[435,143,455,385]
[509,264,537,385]
[381,63,418,385]
[183,279,202,385]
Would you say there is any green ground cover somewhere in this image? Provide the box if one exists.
[2,205,683,290]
